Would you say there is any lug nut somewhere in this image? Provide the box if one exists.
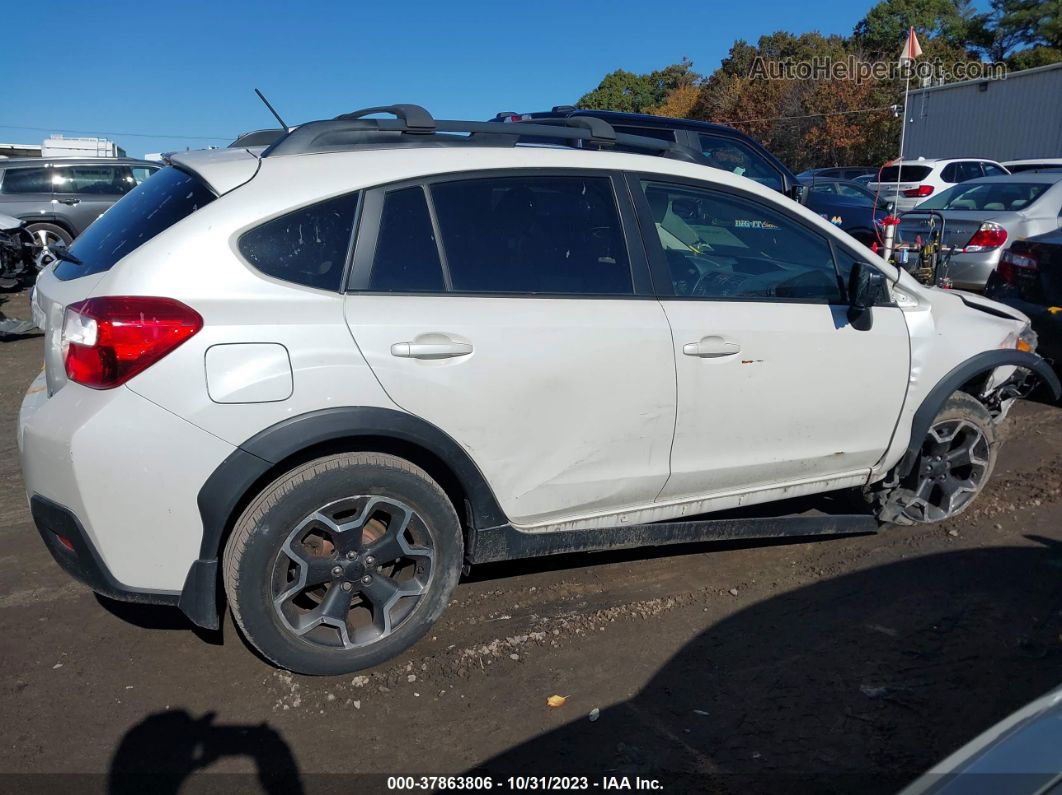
[364,556,376,566]
[361,575,373,584]
[346,551,357,560]
[331,566,343,578]
[341,582,353,591]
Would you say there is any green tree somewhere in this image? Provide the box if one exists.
[853,0,978,55]
[577,58,700,112]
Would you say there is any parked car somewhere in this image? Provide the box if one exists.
[869,158,1010,212]
[801,178,892,247]
[901,682,1062,795]
[1002,158,1062,174]
[852,173,877,186]
[896,173,1062,290]
[493,107,805,201]
[0,157,161,258]
[985,229,1062,365]
[19,105,1058,675]
[798,166,877,181]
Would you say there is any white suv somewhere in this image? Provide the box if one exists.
[18,106,1059,675]
[869,157,1010,211]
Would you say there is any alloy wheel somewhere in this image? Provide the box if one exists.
[271,496,434,650]
[905,419,991,522]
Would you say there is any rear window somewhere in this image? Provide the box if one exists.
[918,182,1050,211]
[876,165,932,183]
[57,167,215,281]
[239,193,358,292]
[1,167,52,194]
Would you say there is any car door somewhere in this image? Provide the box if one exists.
[53,164,133,234]
[344,171,677,527]
[628,175,910,502]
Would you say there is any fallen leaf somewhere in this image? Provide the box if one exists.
[547,695,567,708]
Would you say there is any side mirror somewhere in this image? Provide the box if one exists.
[848,261,886,330]
[790,184,809,205]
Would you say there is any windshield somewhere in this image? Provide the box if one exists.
[918,181,1049,212]
[56,166,216,280]
[876,165,932,183]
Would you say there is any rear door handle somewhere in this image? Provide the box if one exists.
[391,340,473,360]
[682,336,741,358]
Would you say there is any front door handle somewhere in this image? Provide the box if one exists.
[682,336,741,358]
[391,339,473,360]
[56,198,80,205]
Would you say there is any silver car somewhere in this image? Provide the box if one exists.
[896,173,1062,291]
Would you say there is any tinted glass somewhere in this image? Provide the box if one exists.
[431,175,632,295]
[877,165,932,182]
[808,183,836,195]
[982,163,1007,177]
[57,167,215,281]
[958,162,984,182]
[918,182,1050,211]
[940,163,959,182]
[369,187,444,292]
[699,135,783,190]
[834,182,876,204]
[240,193,357,292]
[641,180,842,301]
[54,166,131,195]
[131,166,158,184]
[1,167,52,194]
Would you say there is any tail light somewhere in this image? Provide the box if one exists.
[997,249,1038,284]
[902,185,934,198]
[62,296,203,389]
[964,222,1009,252]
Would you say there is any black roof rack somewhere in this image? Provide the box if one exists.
[261,104,706,165]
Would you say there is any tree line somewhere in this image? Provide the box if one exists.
[576,0,1060,170]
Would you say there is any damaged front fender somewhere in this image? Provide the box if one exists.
[899,349,1060,478]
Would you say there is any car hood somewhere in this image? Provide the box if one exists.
[0,212,23,231]
[949,288,1029,324]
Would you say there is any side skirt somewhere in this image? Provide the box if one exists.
[470,513,880,564]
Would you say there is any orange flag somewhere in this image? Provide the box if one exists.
[899,26,923,64]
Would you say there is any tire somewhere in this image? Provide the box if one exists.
[25,222,73,271]
[881,392,998,525]
[223,453,463,675]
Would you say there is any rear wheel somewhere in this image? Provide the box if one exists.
[879,392,998,525]
[223,453,463,675]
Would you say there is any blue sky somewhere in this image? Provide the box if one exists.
[5,0,899,157]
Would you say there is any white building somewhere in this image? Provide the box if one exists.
[41,135,126,158]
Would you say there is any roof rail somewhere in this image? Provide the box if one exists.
[333,104,436,133]
[229,128,287,148]
[261,104,706,165]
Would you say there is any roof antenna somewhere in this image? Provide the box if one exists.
[254,88,289,129]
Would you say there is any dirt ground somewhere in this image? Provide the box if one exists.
[2,287,1061,794]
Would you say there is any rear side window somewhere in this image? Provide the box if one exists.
[877,165,932,182]
[430,175,632,295]
[54,166,133,195]
[698,134,784,191]
[981,163,1007,177]
[369,187,444,292]
[1,167,52,194]
[57,167,215,281]
[240,193,357,292]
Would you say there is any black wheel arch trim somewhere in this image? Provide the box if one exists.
[899,349,1060,477]
[184,407,510,629]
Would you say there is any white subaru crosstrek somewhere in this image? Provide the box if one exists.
[18,106,1059,675]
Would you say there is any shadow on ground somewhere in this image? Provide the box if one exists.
[475,539,1062,793]
[108,710,302,794]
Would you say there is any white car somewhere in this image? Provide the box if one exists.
[18,106,1060,675]
[1002,158,1062,174]
[869,158,1010,212]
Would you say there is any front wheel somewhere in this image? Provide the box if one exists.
[223,453,463,675]
[878,392,998,525]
